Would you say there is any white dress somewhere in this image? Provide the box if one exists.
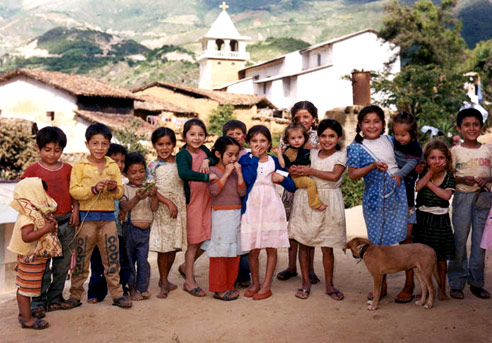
[288,150,347,248]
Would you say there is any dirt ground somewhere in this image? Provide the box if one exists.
[1,207,491,343]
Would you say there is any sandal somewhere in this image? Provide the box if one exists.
[19,318,49,330]
[18,311,46,321]
[183,285,206,297]
[213,290,239,301]
[236,280,251,288]
[112,296,133,308]
[47,303,62,312]
[450,289,464,300]
[60,298,82,310]
[276,270,298,281]
[470,286,490,299]
[295,288,310,300]
[31,307,46,318]
[327,289,344,301]
[87,298,99,304]
[309,272,321,284]
[394,292,415,304]
[178,266,187,279]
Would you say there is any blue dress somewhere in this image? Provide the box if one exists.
[347,139,407,245]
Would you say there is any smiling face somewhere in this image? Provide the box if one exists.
[319,127,342,153]
[109,153,126,172]
[393,122,412,145]
[225,128,246,146]
[153,135,175,161]
[294,109,315,131]
[249,132,270,158]
[287,128,306,148]
[457,116,482,143]
[126,163,146,186]
[360,112,384,140]
[86,134,111,162]
[37,142,63,168]
[184,124,206,151]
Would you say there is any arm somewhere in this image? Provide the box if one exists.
[235,163,247,197]
[176,151,210,182]
[297,164,346,181]
[21,219,57,243]
[272,156,296,192]
[156,192,178,218]
[239,154,259,186]
[271,147,285,168]
[395,158,418,178]
[425,181,454,201]
[416,170,432,192]
[150,188,159,212]
[209,166,233,197]
[69,164,95,201]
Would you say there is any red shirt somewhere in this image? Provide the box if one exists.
[22,162,73,215]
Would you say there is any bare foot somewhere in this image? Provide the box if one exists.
[316,204,327,211]
[87,298,98,304]
[157,287,168,299]
[438,288,450,301]
[130,290,144,301]
[167,282,177,291]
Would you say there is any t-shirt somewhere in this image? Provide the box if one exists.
[452,143,492,192]
[22,162,72,215]
[7,214,36,256]
[208,166,246,210]
[362,135,399,175]
[123,184,154,224]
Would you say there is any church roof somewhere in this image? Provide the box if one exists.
[203,10,250,41]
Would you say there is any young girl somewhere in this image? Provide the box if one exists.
[202,136,246,301]
[239,125,295,300]
[347,105,408,299]
[176,119,218,297]
[277,100,321,284]
[288,119,347,300]
[148,127,187,299]
[120,152,158,301]
[414,140,456,300]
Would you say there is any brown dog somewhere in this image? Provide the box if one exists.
[344,237,440,310]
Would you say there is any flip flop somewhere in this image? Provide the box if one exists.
[47,303,62,312]
[450,289,464,300]
[276,270,298,281]
[112,296,133,308]
[19,318,49,330]
[183,285,206,297]
[327,289,344,301]
[470,286,490,299]
[295,288,310,300]
[18,311,46,321]
[60,298,82,310]
[394,292,415,303]
[213,290,239,301]
[309,272,321,284]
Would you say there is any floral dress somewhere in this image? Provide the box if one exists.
[147,159,187,253]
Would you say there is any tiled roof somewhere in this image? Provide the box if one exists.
[74,110,154,135]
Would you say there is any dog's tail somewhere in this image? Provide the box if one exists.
[432,261,441,288]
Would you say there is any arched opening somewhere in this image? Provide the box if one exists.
[216,39,224,51]
[230,40,238,52]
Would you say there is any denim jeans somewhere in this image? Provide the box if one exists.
[448,191,490,290]
[31,213,75,309]
[124,220,150,293]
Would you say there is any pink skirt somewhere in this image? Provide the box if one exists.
[480,207,492,250]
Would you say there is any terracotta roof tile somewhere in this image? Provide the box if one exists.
[74,110,153,136]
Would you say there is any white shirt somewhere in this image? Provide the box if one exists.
[362,135,399,175]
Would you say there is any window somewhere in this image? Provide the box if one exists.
[230,40,238,51]
[317,54,321,67]
[216,39,224,51]
[46,111,55,121]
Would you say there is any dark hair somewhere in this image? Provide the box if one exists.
[393,111,418,139]
[182,118,207,139]
[282,122,308,145]
[456,107,483,128]
[85,123,112,142]
[222,120,247,136]
[290,101,318,129]
[211,136,241,163]
[354,105,386,143]
[152,127,177,146]
[36,126,67,149]
[423,139,452,172]
[317,119,343,151]
[42,180,48,191]
[106,143,127,157]
[124,152,146,174]
[246,125,272,151]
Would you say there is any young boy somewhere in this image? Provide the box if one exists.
[88,144,130,303]
[223,119,251,288]
[22,126,79,313]
[120,152,157,300]
[448,108,491,300]
[64,123,132,308]
[8,177,58,330]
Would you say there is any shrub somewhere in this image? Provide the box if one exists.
[341,173,364,208]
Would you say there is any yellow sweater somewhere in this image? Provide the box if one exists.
[70,156,124,211]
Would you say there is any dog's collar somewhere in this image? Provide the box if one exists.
[359,244,370,259]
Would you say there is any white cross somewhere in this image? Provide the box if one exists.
[219,1,229,11]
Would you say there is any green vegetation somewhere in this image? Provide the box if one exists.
[249,37,310,61]
[467,39,492,108]
[113,117,152,157]
[341,173,364,209]
[207,104,235,136]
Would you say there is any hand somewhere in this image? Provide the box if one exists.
[118,210,126,221]
[461,176,476,186]
[234,162,242,175]
[295,165,311,176]
[136,190,148,200]
[251,144,261,157]
[199,159,210,173]
[224,163,235,175]
[288,165,298,177]
[271,146,282,156]
[209,174,218,182]
[475,177,488,187]
[148,187,157,197]
[272,173,285,184]
[391,174,402,186]
[69,210,80,227]
[44,217,57,233]
[106,179,117,191]
[164,200,178,219]
[373,161,388,172]
[429,163,445,176]
[415,162,425,174]
[95,179,108,192]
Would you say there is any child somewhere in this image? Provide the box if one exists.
[414,140,456,300]
[223,119,251,288]
[21,126,79,313]
[239,125,295,300]
[148,127,187,299]
[274,122,327,211]
[391,112,423,303]
[202,136,246,301]
[277,101,321,284]
[448,108,491,299]
[288,119,347,300]
[120,152,157,300]
[347,105,408,300]
[65,123,132,308]
[176,119,218,297]
[8,178,58,329]
[88,144,129,303]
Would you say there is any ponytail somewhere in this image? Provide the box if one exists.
[354,126,364,144]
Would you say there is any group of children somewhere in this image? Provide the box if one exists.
[8,100,492,330]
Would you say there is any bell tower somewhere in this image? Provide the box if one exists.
[198,2,250,90]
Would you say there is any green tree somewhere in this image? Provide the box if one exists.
[467,39,492,108]
[373,0,469,138]
[207,104,235,136]
[114,117,152,157]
